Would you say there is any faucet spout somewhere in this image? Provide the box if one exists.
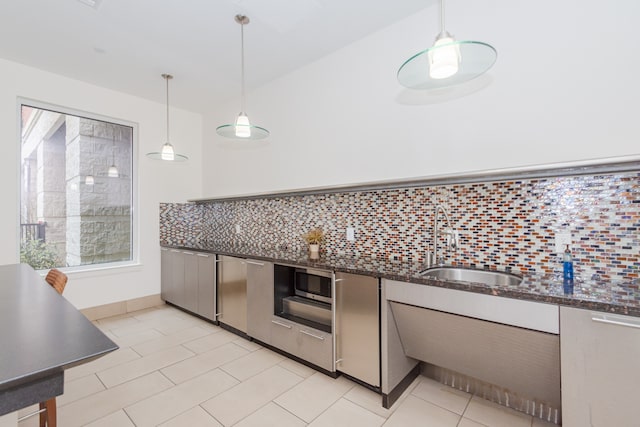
[432,204,457,266]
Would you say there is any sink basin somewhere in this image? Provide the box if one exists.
[419,266,523,287]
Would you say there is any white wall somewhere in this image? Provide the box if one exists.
[203,0,640,197]
[0,58,202,309]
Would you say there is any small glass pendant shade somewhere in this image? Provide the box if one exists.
[107,165,119,178]
[235,113,251,138]
[161,142,175,160]
[428,34,460,79]
[85,175,95,185]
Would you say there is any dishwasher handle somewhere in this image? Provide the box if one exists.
[591,314,640,330]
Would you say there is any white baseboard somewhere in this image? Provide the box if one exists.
[81,294,164,321]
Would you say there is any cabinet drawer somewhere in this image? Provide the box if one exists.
[297,326,333,372]
[270,317,296,354]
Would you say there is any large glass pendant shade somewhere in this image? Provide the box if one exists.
[216,15,269,140]
[397,0,496,90]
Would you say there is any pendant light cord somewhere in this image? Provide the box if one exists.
[437,0,446,38]
[440,0,445,34]
[240,19,246,113]
[165,75,170,143]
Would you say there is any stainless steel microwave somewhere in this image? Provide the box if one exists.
[294,267,332,304]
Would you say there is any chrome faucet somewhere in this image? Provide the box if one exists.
[427,204,458,267]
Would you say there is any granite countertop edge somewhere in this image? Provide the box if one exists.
[162,244,640,318]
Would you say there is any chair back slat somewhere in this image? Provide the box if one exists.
[45,269,68,295]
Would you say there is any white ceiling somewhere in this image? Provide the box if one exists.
[0,0,432,113]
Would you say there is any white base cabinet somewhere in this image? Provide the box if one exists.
[561,306,640,427]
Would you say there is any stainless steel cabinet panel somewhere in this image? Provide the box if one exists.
[160,248,172,302]
[270,316,333,372]
[335,272,380,387]
[270,317,296,354]
[183,251,199,314]
[246,260,274,343]
[196,253,215,321]
[217,255,248,333]
[390,302,560,412]
[298,325,333,372]
[162,249,185,306]
[161,249,215,321]
[561,307,640,427]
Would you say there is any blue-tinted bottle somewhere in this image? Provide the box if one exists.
[563,245,574,283]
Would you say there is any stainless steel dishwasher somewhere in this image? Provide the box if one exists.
[217,255,247,333]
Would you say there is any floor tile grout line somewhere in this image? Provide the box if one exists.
[271,400,311,426]
[199,403,226,427]
[157,368,179,387]
[342,392,394,419]
[122,407,137,427]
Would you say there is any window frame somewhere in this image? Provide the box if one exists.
[17,97,139,272]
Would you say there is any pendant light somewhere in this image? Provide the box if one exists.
[146,74,188,161]
[107,135,119,177]
[216,15,269,140]
[397,0,497,90]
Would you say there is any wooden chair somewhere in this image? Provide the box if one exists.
[40,268,68,427]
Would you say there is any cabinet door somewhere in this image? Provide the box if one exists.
[167,249,185,306]
[160,248,172,302]
[335,272,380,387]
[183,252,198,313]
[561,307,640,427]
[196,253,216,321]
[217,255,247,333]
[246,260,274,343]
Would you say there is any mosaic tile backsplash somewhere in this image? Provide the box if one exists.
[160,171,640,281]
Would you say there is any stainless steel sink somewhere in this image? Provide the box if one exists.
[419,266,523,287]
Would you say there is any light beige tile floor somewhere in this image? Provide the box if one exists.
[18,305,560,426]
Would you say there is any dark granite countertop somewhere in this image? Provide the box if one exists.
[163,243,640,317]
[0,263,118,413]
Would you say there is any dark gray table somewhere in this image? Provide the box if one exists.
[0,264,118,416]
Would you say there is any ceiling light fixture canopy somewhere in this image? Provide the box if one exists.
[146,74,188,161]
[397,0,496,90]
[216,15,269,140]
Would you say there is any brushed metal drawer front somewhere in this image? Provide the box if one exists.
[390,302,560,409]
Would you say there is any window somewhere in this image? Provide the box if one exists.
[19,101,135,270]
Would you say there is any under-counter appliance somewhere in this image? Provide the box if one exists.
[274,264,333,332]
[217,255,247,333]
[294,267,332,304]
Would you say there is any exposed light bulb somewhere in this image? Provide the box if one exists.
[428,35,460,79]
[235,113,251,138]
[161,142,175,161]
[85,175,95,185]
[107,165,119,178]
